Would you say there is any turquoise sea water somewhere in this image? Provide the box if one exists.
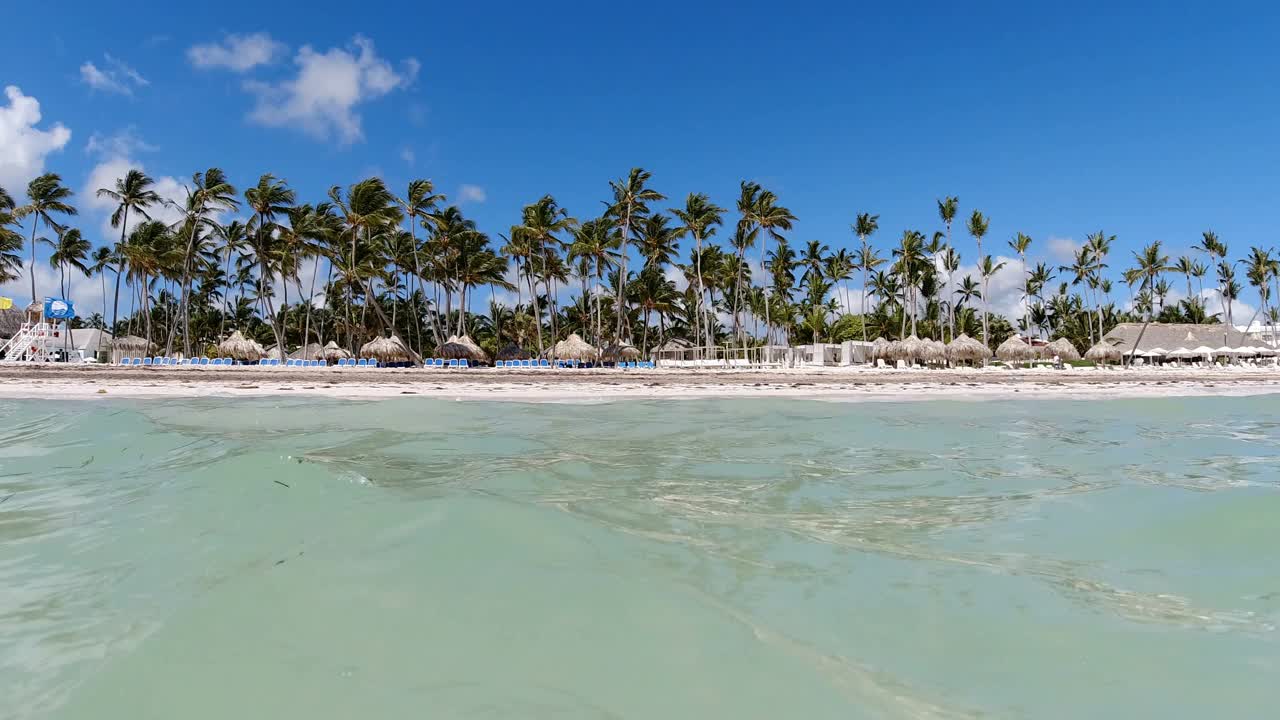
[0,395,1277,719]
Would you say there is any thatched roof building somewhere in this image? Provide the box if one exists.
[549,333,598,361]
[1103,323,1236,354]
[219,330,266,361]
[361,335,412,363]
[1045,337,1081,361]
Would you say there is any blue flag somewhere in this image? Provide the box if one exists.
[43,297,75,319]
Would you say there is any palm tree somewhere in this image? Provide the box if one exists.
[90,246,115,332]
[172,168,238,355]
[45,227,91,299]
[327,178,402,350]
[825,248,855,322]
[1126,241,1173,366]
[966,210,990,341]
[851,213,880,344]
[567,217,620,348]
[517,195,577,352]
[0,186,22,285]
[17,173,77,303]
[606,168,664,342]
[978,255,1005,348]
[671,193,724,356]
[245,174,296,355]
[744,186,796,347]
[120,220,171,345]
[397,179,445,351]
[937,196,958,339]
[1174,255,1197,307]
[1009,232,1032,338]
[96,169,160,330]
[892,230,926,336]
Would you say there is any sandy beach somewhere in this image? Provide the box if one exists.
[2,363,1279,402]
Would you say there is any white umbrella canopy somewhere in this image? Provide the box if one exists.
[1145,347,1169,356]
[1213,346,1236,355]
[1167,347,1195,358]
[1190,345,1216,356]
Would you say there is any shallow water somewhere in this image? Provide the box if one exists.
[1,396,1277,719]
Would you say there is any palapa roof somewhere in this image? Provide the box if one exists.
[219,330,266,360]
[996,336,1037,361]
[288,342,325,360]
[549,333,598,361]
[601,343,640,361]
[495,343,531,361]
[0,308,23,339]
[1103,323,1235,353]
[321,340,352,361]
[1084,340,1123,362]
[870,337,891,359]
[361,334,412,362]
[1045,337,1081,361]
[947,333,988,362]
[112,334,153,352]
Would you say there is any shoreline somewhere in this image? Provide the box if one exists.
[1,364,1279,403]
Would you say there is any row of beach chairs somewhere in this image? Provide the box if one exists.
[118,357,235,366]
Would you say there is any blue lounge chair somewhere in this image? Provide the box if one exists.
[460,359,469,369]
[539,359,550,368]
[198,357,209,366]
[355,358,367,368]
[367,360,378,368]
[142,357,153,366]
[495,360,505,368]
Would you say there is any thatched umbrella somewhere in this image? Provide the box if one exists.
[361,335,412,364]
[111,334,153,363]
[437,335,487,362]
[495,343,532,361]
[1085,340,1123,365]
[946,333,986,363]
[321,340,351,363]
[902,335,928,364]
[219,330,265,361]
[601,343,641,362]
[996,336,1036,363]
[549,333,598,362]
[870,336,891,360]
[1045,337,1081,362]
[922,339,947,365]
[288,342,325,360]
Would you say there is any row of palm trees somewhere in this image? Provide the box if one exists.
[3,169,1277,360]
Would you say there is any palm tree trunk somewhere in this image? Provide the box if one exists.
[859,238,868,345]
[614,206,632,342]
[111,212,128,332]
[303,256,319,356]
[176,218,202,358]
[28,219,39,303]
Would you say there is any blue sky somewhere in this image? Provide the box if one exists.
[2,0,1277,320]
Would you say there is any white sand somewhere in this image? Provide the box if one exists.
[1,364,1279,403]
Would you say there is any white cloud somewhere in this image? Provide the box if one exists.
[0,259,103,315]
[79,55,148,96]
[0,86,71,190]
[457,184,486,204]
[82,131,187,239]
[244,35,418,144]
[105,54,149,87]
[951,254,1031,321]
[85,127,156,157]
[1046,236,1081,263]
[187,32,285,72]
[399,146,415,165]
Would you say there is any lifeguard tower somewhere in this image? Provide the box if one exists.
[0,301,68,363]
